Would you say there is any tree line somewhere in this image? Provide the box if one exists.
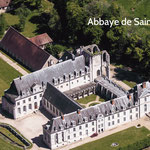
[0,0,150,79]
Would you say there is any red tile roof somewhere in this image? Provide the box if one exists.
[29,33,53,47]
[0,27,51,71]
[0,0,11,8]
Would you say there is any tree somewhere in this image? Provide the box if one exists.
[0,15,6,38]
[35,0,41,8]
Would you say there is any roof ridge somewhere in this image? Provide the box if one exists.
[8,26,51,56]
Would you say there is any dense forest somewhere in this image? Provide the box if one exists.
[0,0,150,79]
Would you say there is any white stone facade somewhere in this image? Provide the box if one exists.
[43,95,150,150]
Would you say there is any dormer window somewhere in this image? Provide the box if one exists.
[59,125,63,130]
[71,121,76,126]
[83,117,88,122]
[58,77,63,83]
[79,70,82,76]
[90,115,94,120]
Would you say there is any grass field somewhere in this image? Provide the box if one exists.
[72,126,150,150]
[3,0,53,38]
[0,127,24,146]
[0,58,21,97]
[0,137,21,150]
[89,102,100,107]
[77,94,97,104]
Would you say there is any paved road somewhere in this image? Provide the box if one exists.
[110,64,131,91]
[0,51,28,75]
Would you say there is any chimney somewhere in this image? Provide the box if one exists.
[19,76,21,80]
[142,82,146,88]
[111,100,115,105]
[128,94,132,100]
[77,109,80,114]
[61,115,64,120]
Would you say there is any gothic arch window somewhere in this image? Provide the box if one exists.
[97,70,100,76]
[103,53,106,62]
[93,46,97,53]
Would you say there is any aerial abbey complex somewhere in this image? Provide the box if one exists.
[1,35,150,149]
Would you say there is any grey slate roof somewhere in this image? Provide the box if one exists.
[133,81,150,98]
[44,95,134,134]
[6,55,85,98]
[95,76,127,97]
[43,83,82,114]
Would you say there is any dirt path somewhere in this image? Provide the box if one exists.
[110,64,131,91]
[0,51,28,76]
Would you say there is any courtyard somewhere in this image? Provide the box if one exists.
[0,108,52,150]
[77,94,105,108]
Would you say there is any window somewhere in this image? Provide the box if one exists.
[79,126,82,130]
[117,113,120,117]
[23,100,25,103]
[92,128,94,131]
[18,108,21,114]
[77,80,79,83]
[136,107,138,111]
[50,104,52,110]
[117,119,120,123]
[61,85,63,88]
[74,134,76,137]
[17,102,20,105]
[144,104,147,112]
[29,104,32,110]
[66,84,68,86]
[68,136,70,139]
[34,96,37,99]
[80,132,82,135]
[98,125,100,128]
[28,98,31,101]
[130,115,132,120]
[72,82,73,84]
[73,128,76,131]
[23,106,26,112]
[112,115,114,119]
[130,109,132,113]
[108,122,110,126]
[101,124,103,127]
[124,117,126,121]
[112,121,114,125]
[92,122,94,125]
[86,124,88,128]
[86,130,88,135]
[40,94,42,97]
[136,113,138,118]
[124,111,126,115]
[108,116,110,120]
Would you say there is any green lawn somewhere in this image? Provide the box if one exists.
[122,80,137,88]
[77,94,97,104]
[72,126,150,150]
[0,127,24,146]
[3,0,54,38]
[0,137,21,150]
[0,50,30,73]
[89,102,100,107]
[0,58,22,97]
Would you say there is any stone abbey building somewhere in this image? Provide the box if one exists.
[2,44,150,149]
